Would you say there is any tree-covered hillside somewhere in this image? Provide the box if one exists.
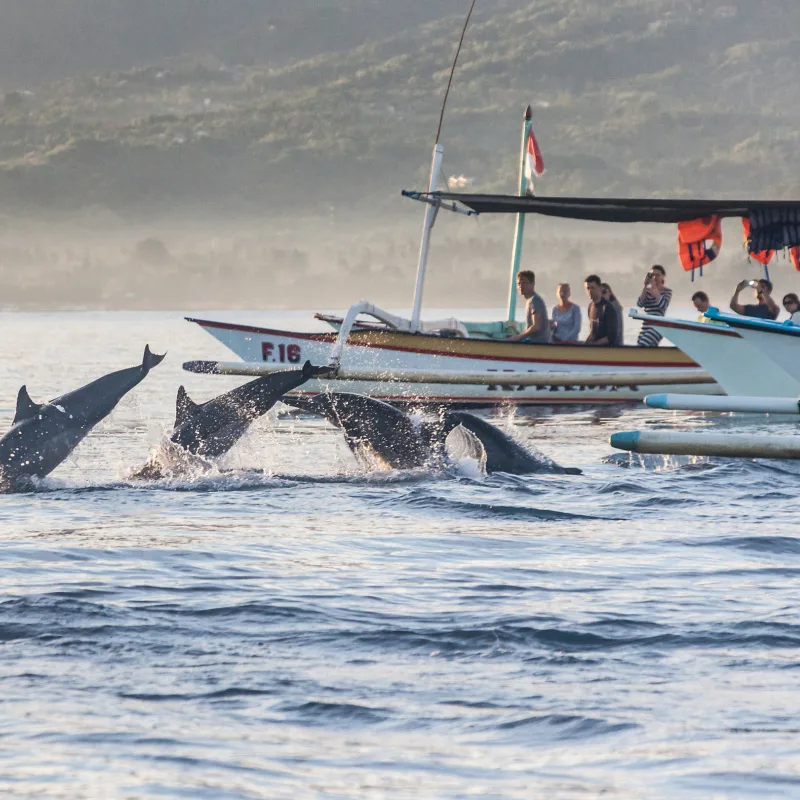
[1,0,798,221]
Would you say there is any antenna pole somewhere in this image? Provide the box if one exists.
[506,105,533,325]
[410,0,477,331]
[435,0,477,144]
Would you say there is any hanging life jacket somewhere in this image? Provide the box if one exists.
[678,216,722,276]
[742,218,774,265]
[791,247,800,272]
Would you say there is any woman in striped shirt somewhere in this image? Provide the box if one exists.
[636,264,672,347]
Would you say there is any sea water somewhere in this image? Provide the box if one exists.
[1,310,800,799]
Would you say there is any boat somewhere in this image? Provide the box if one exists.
[185,115,720,406]
[626,308,800,398]
[185,312,714,407]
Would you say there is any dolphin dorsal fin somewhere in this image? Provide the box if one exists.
[13,385,43,424]
[174,386,201,426]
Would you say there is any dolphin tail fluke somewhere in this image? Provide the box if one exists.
[142,345,167,373]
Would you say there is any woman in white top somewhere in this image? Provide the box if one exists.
[782,293,800,324]
[550,283,582,342]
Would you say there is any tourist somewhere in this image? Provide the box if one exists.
[692,290,711,321]
[730,279,779,320]
[508,270,551,343]
[550,283,581,342]
[636,265,673,347]
[601,283,624,345]
[783,293,800,323]
[584,274,619,346]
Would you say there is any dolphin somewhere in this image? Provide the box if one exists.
[171,361,324,457]
[0,345,165,487]
[283,391,437,469]
[440,411,582,475]
[284,392,581,475]
[132,361,325,479]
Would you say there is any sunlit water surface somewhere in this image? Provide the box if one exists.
[1,310,799,799]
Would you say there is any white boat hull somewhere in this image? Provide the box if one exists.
[188,317,720,407]
[637,315,800,397]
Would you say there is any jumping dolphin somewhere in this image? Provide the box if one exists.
[132,362,325,479]
[440,411,582,475]
[284,392,581,475]
[283,392,437,470]
[0,345,165,487]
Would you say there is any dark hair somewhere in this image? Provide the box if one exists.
[783,293,799,306]
[651,264,666,277]
[600,282,617,302]
[692,291,709,303]
[517,270,535,283]
[758,278,773,292]
[585,274,602,286]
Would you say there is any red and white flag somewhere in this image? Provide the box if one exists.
[524,126,545,196]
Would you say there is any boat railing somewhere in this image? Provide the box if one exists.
[327,301,469,371]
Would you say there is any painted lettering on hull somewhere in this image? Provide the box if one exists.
[262,341,302,363]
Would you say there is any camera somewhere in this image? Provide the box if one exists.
[747,280,759,288]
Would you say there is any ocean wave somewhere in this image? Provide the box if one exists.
[279,700,391,726]
[489,713,639,740]
[687,536,800,555]
[379,489,607,522]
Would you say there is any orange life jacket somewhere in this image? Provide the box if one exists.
[742,218,774,265]
[791,247,800,272]
[678,216,722,272]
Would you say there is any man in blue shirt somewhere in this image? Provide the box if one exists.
[730,279,780,320]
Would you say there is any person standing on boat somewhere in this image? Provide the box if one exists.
[601,283,624,345]
[730,279,779,320]
[584,274,620,346]
[508,270,551,343]
[636,265,672,347]
[550,283,581,342]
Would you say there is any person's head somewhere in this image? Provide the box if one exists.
[757,278,773,302]
[648,264,666,289]
[783,292,799,314]
[692,290,710,313]
[516,270,535,299]
[600,282,617,303]
[556,282,571,304]
[584,274,603,303]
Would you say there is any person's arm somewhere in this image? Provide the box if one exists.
[764,292,780,319]
[508,318,541,341]
[652,287,671,313]
[730,281,747,314]
[637,273,653,307]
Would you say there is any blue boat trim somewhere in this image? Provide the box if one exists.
[610,431,641,452]
[705,307,800,336]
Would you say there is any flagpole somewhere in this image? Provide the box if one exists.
[506,105,533,326]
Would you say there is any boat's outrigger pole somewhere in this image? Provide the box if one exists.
[506,105,533,327]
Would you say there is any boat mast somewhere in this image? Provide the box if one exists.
[410,0,477,332]
[506,104,533,325]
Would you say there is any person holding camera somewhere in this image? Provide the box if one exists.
[730,279,779,320]
[636,265,672,347]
